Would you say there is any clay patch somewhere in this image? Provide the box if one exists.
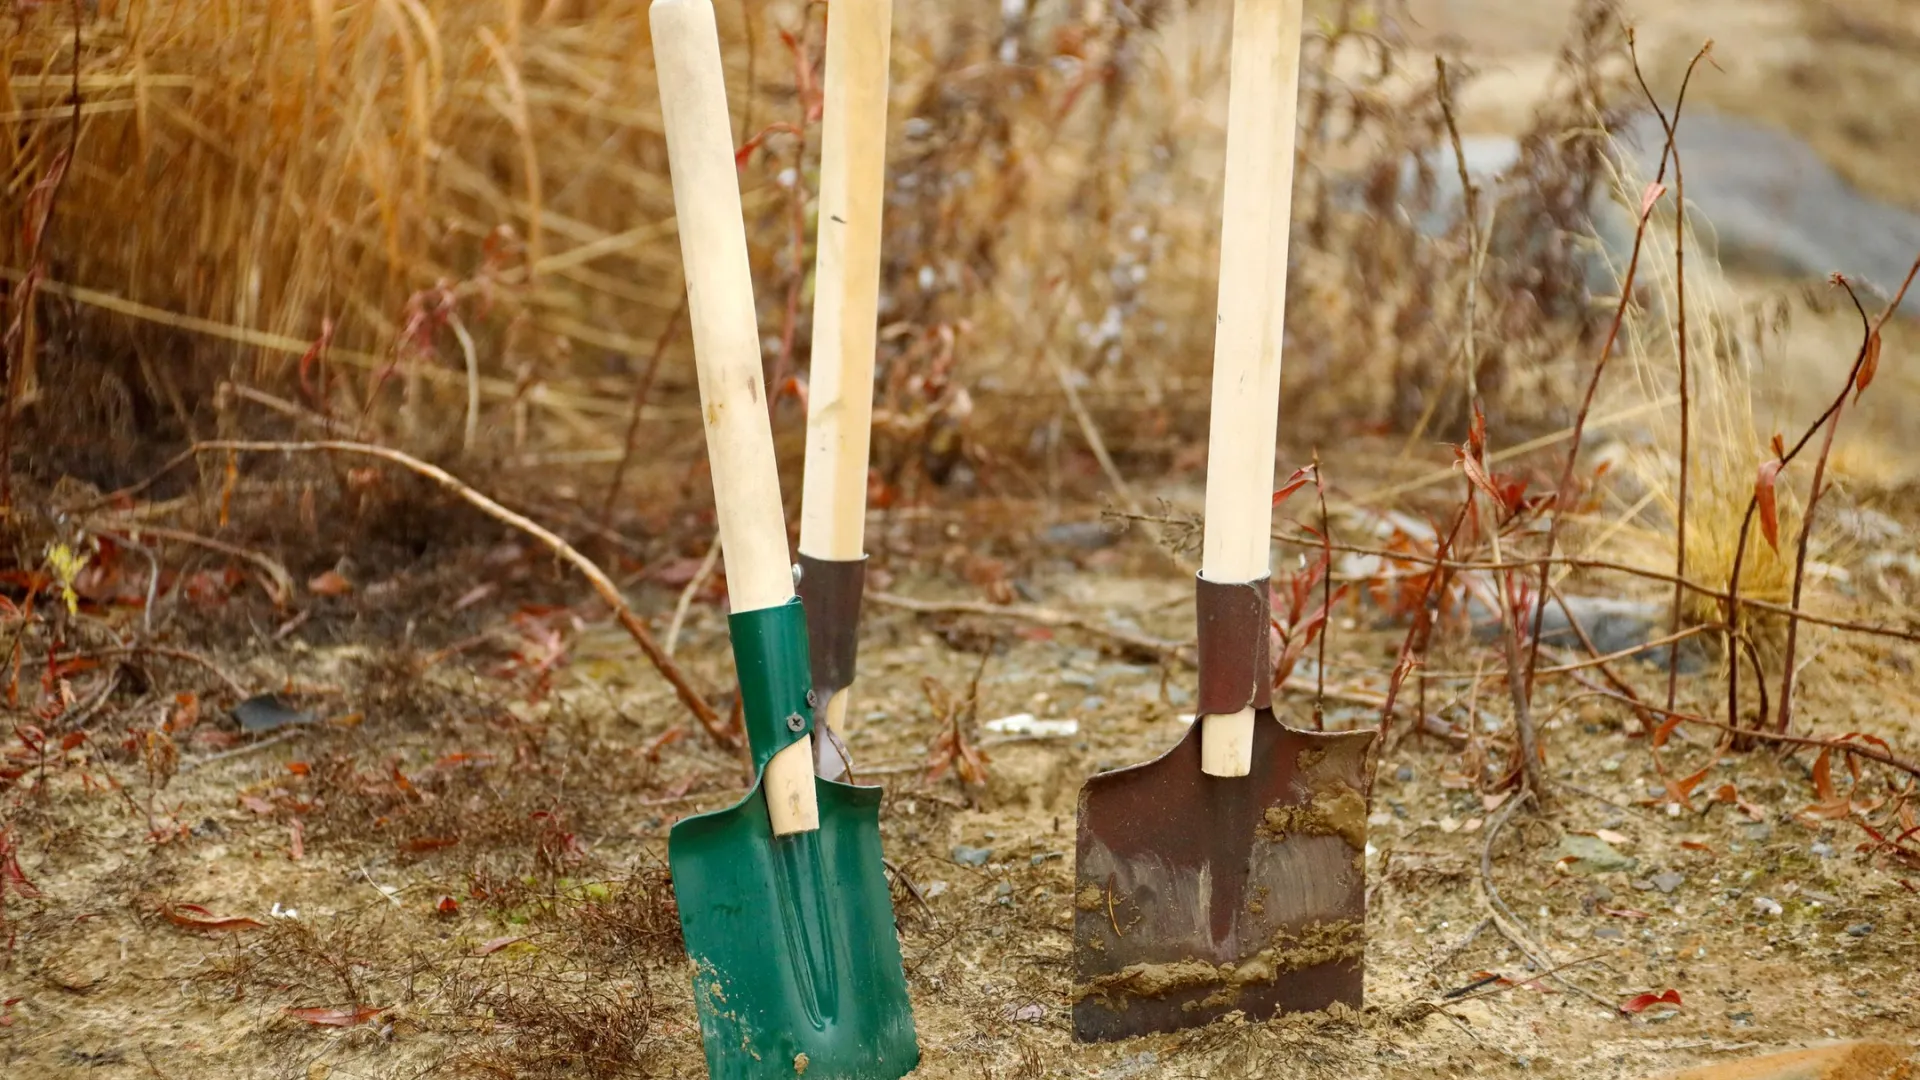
[1256,779,1368,851]
[1075,884,1106,912]
[1077,920,1365,1005]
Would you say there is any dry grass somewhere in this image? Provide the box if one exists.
[3,0,1638,504]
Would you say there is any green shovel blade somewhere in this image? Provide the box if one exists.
[668,599,918,1080]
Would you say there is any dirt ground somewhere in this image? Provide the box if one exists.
[3,2,1919,1079]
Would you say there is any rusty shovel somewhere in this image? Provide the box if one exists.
[1071,0,1376,1043]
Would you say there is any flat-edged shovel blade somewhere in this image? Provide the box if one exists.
[669,778,918,1080]
[1072,713,1375,1042]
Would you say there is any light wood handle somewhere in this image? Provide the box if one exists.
[1200,0,1304,777]
[798,0,893,563]
[652,0,817,834]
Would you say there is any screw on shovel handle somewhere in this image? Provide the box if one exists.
[651,0,818,835]
[1197,0,1305,778]
[798,0,893,775]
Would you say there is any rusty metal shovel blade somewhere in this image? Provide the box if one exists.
[1072,713,1374,1041]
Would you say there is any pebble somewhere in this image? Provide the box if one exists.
[951,845,993,867]
[1594,927,1625,940]
[1395,765,1414,783]
[1752,896,1783,917]
[1846,922,1875,937]
[1810,841,1835,858]
[1651,871,1686,895]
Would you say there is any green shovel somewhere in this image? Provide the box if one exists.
[652,1,917,1077]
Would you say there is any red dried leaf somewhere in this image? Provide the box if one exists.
[1599,906,1653,920]
[1650,715,1684,748]
[289,819,305,862]
[1680,840,1717,856]
[286,761,311,776]
[435,895,460,914]
[400,836,459,854]
[1272,465,1315,508]
[1620,989,1682,1014]
[1755,459,1784,552]
[284,1005,384,1028]
[1856,330,1882,401]
[239,795,274,815]
[1812,748,1836,803]
[477,935,525,956]
[161,902,265,933]
[308,570,353,597]
[59,730,86,752]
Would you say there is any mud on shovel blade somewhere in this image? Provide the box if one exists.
[652,1,917,1075]
[1070,0,1374,1043]
[797,0,892,783]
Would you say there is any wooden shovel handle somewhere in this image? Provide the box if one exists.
[798,0,893,563]
[652,0,818,833]
[1200,0,1304,586]
[1198,0,1304,778]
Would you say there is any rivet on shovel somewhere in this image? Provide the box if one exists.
[1070,0,1377,1044]
[651,1,918,1076]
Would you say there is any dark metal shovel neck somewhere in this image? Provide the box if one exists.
[795,553,867,703]
[1195,573,1274,716]
[728,596,815,776]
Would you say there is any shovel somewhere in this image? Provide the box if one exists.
[1071,0,1376,1043]
[653,2,918,1076]
[797,0,893,784]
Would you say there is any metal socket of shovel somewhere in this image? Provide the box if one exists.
[652,2,917,1076]
[796,0,893,784]
[1071,0,1375,1043]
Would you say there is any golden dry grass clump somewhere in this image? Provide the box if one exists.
[5,0,1629,492]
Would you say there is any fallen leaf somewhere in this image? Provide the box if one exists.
[239,796,275,815]
[284,1005,384,1028]
[1594,829,1630,846]
[477,935,525,956]
[161,903,266,934]
[286,762,311,776]
[1620,989,1683,1015]
[1680,840,1717,856]
[400,836,459,854]
[289,819,305,862]
[435,895,460,915]
[1481,791,1510,813]
[1599,906,1653,920]
[307,570,353,597]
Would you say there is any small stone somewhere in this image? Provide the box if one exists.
[1395,765,1415,783]
[1811,841,1835,858]
[1651,871,1685,894]
[1632,878,1657,892]
[1591,884,1615,903]
[1802,889,1840,906]
[1846,922,1874,937]
[1029,852,1063,867]
[1752,896,1783,917]
[1062,671,1098,689]
[951,845,993,867]
[994,881,1014,905]
[1594,927,1625,940]
[1729,1010,1755,1027]
[1741,822,1774,842]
